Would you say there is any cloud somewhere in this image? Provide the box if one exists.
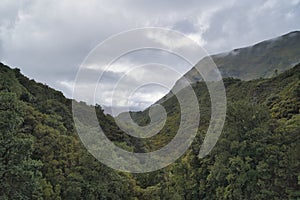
[0,0,299,113]
[73,57,190,112]
[202,0,300,53]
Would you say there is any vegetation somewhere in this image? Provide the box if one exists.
[0,58,299,199]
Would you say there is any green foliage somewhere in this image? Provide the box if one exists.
[0,63,133,199]
[129,63,300,199]
[0,60,300,199]
[0,92,43,199]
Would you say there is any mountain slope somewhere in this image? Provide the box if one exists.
[0,62,135,199]
[183,31,300,82]
[127,63,300,199]
[1,61,300,199]
[1,30,300,199]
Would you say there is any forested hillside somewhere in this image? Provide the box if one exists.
[0,61,300,199]
[0,63,134,199]
[131,63,300,199]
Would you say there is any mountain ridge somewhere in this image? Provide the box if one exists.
[183,30,300,82]
[1,58,300,199]
[153,30,300,106]
[1,30,300,199]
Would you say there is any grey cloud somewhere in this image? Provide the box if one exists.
[202,0,300,54]
[0,0,299,113]
[172,19,198,34]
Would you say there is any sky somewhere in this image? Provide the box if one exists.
[0,0,299,114]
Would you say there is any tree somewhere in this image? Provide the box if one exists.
[0,92,42,199]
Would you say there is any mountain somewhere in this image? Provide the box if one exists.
[155,31,300,104]
[117,31,300,198]
[126,63,300,199]
[1,31,300,199]
[183,31,300,82]
[1,61,300,199]
[0,62,136,199]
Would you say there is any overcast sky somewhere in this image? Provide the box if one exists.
[0,0,299,113]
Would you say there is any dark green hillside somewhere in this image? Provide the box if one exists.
[0,60,300,199]
[125,64,300,199]
[0,62,134,199]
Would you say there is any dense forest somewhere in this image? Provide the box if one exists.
[0,55,300,200]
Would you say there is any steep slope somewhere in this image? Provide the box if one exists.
[183,31,300,83]
[130,63,300,151]
[1,60,300,199]
[0,62,136,199]
[127,63,300,199]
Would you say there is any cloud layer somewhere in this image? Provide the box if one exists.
[0,0,299,113]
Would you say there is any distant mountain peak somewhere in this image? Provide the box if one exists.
[183,30,300,82]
